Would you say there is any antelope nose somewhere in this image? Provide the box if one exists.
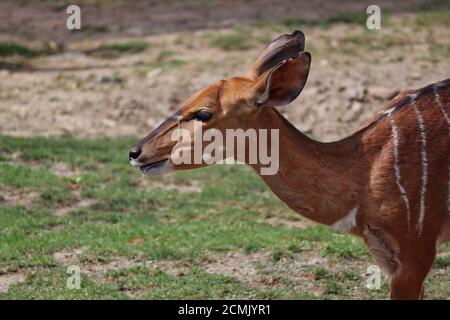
[129,147,142,161]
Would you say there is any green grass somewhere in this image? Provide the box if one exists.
[280,12,369,29]
[207,28,254,51]
[311,10,450,57]
[88,41,150,58]
[134,50,188,76]
[279,7,449,29]
[0,135,448,299]
[415,10,450,27]
[101,41,149,53]
[419,0,450,11]
[0,43,40,58]
[0,42,63,58]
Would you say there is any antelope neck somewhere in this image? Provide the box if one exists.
[250,107,364,226]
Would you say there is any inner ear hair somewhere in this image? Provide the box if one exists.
[247,30,305,80]
[253,52,311,108]
[256,62,285,106]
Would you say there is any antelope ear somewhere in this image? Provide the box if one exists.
[247,30,305,80]
[253,52,311,107]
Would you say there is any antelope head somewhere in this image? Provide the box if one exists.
[129,30,311,176]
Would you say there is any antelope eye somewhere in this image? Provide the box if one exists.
[193,111,212,122]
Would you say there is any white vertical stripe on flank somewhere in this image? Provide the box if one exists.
[433,87,450,214]
[388,113,411,230]
[412,97,428,236]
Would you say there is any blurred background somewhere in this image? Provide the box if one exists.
[0,0,449,299]
[1,0,449,140]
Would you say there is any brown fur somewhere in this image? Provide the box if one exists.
[131,31,450,299]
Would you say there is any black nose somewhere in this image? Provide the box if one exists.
[129,147,142,160]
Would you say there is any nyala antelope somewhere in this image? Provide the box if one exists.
[130,31,450,299]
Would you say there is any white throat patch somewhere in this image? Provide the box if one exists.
[332,207,358,232]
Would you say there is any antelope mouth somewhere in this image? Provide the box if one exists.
[139,158,169,173]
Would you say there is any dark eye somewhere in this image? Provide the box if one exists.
[193,111,212,122]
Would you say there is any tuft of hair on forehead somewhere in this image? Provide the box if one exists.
[219,77,257,110]
[179,83,222,112]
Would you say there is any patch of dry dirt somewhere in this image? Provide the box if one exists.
[50,247,391,298]
[200,250,384,298]
[258,216,313,229]
[53,198,95,217]
[53,247,139,278]
[0,186,39,208]
[139,178,202,193]
[202,251,268,281]
[0,1,442,44]
[50,161,80,177]
[152,181,202,193]
[0,272,27,293]
[0,13,448,142]
[52,247,187,292]
[201,250,327,296]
